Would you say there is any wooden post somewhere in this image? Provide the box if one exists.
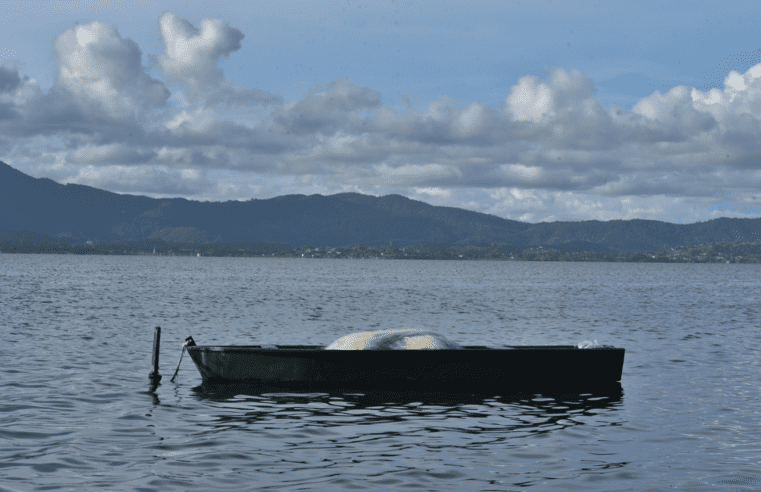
[149,326,162,383]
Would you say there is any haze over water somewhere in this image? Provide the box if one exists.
[1,255,760,490]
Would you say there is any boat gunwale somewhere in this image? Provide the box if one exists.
[188,345,622,351]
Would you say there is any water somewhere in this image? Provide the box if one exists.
[1,255,760,491]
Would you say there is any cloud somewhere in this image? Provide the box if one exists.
[157,12,243,89]
[0,62,23,93]
[632,86,716,140]
[54,20,169,113]
[274,78,382,135]
[2,13,761,223]
[63,163,212,197]
[156,12,282,106]
[503,69,617,149]
[504,69,598,124]
[0,20,170,140]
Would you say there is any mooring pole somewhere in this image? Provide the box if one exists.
[149,326,162,383]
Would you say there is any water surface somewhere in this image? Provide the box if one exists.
[1,255,760,490]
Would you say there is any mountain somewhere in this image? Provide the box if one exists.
[2,160,760,252]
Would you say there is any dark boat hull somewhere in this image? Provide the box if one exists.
[186,345,625,391]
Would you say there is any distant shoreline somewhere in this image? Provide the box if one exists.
[2,240,760,263]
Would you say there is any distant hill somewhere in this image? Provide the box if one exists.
[2,160,760,252]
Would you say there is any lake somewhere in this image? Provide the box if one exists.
[1,255,760,490]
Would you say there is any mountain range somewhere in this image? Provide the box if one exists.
[2,160,760,253]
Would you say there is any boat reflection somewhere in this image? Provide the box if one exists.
[190,382,624,435]
[193,381,622,404]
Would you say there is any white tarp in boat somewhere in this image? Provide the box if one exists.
[325,329,463,350]
[577,339,613,348]
[577,340,600,349]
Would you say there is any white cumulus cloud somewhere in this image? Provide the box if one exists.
[156,12,281,106]
[54,20,169,114]
[157,11,243,89]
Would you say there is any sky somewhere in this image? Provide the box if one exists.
[1,0,761,224]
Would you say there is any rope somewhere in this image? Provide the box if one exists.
[170,342,188,383]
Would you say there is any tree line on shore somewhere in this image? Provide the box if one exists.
[2,234,760,263]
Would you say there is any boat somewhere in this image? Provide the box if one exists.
[184,337,625,391]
